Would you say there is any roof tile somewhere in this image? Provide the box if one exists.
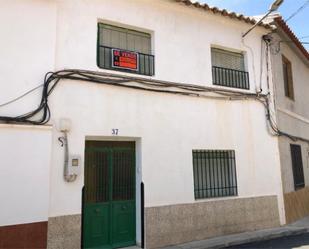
[174,0,272,29]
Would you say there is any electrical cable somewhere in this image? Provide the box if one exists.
[0,84,43,107]
[285,0,309,22]
[299,35,309,39]
[1,68,309,144]
[0,69,266,125]
[263,37,309,144]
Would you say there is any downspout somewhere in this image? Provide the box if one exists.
[59,130,77,182]
[63,131,77,182]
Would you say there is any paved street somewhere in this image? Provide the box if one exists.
[226,232,309,249]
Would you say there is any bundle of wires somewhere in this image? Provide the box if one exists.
[0,69,265,125]
[0,68,308,143]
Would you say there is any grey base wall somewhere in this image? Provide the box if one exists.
[47,214,81,249]
[146,196,280,248]
[46,196,279,249]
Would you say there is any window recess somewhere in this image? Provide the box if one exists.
[192,150,238,199]
[290,144,305,190]
[97,23,154,76]
[282,55,294,100]
[211,48,249,89]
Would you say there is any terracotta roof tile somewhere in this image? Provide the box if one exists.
[274,17,309,62]
[174,0,272,29]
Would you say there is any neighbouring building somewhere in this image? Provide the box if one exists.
[2,0,305,249]
[266,16,309,224]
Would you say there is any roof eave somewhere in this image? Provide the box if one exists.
[273,17,309,65]
[173,0,273,30]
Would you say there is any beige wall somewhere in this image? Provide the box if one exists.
[271,31,309,194]
[278,137,309,193]
[284,187,309,223]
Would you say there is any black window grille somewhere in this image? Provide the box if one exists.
[192,150,238,199]
[211,48,249,89]
[290,144,305,190]
[97,23,155,76]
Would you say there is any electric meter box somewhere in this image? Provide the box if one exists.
[68,155,81,175]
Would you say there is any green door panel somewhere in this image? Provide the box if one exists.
[84,203,110,248]
[83,142,136,249]
[112,201,136,247]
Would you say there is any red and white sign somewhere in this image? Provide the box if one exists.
[112,49,139,71]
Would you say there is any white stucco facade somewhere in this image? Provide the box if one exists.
[0,124,52,226]
[0,0,289,247]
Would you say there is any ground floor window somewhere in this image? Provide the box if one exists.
[192,150,238,199]
[290,144,305,190]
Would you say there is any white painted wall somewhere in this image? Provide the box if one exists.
[0,0,57,117]
[54,0,268,92]
[0,0,56,226]
[0,125,52,226]
[0,0,286,228]
[47,80,284,224]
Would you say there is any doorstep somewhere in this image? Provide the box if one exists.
[119,246,141,249]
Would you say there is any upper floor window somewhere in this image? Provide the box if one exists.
[282,55,294,100]
[97,23,154,76]
[211,48,249,89]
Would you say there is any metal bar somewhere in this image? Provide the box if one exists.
[210,152,215,198]
[232,151,238,195]
[212,66,249,89]
[81,186,85,249]
[141,182,145,248]
[197,151,201,198]
[242,10,272,38]
[201,150,205,198]
[219,151,223,197]
[193,150,238,199]
[99,45,154,56]
[99,152,102,202]
[98,45,154,76]
[144,54,146,76]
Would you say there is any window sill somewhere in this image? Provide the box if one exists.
[284,95,295,101]
[194,194,239,203]
[96,65,155,79]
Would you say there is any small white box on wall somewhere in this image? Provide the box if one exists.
[68,155,82,176]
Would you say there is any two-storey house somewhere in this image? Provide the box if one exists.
[0,1,290,248]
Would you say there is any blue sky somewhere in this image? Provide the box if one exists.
[199,0,309,50]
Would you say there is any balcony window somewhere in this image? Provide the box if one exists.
[211,48,249,89]
[97,23,154,76]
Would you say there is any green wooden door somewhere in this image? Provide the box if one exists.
[83,142,136,249]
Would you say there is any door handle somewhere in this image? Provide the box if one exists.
[95,208,100,213]
[121,205,127,211]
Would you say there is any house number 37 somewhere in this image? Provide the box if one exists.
[112,129,119,135]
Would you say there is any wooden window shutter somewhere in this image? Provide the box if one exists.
[290,144,305,190]
[287,61,294,100]
[282,55,294,100]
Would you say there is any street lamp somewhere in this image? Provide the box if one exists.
[242,0,284,38]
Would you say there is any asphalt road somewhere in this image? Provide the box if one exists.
[225,232,309,249]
